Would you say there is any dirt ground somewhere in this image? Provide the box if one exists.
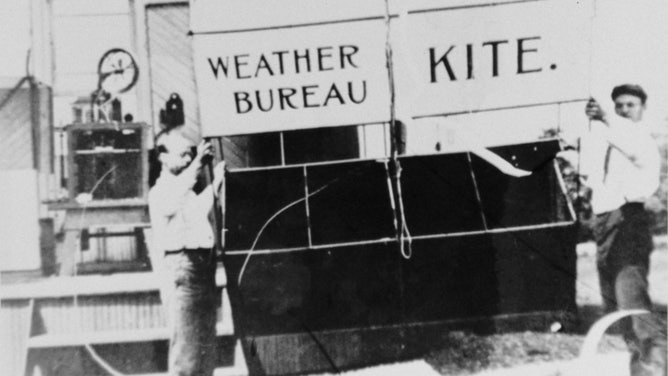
[426,236,668,376]
[313,236,668,376]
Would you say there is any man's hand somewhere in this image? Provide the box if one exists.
[585,98,607,123]
[644,195,664,213]
[213,161,225,185]
[194,140,213,166]
[213,161,226,198]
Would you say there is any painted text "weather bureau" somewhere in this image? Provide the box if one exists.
[207,45,367,114]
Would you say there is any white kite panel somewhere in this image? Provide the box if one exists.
[392,0,593,119]
[193,20,391,136]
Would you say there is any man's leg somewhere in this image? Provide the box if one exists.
[597,261,618,314]
[616,264,667,376]
[168,251,218,376]
[594,210,619,314]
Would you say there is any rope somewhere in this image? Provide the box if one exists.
[236,0,418,279]
[232,167,372,375]
[0,76,29,111]
[395,163,413,259]
[73,165,126,376]
[236,196,308,287]
[237,172,353,287]
[383,160,399,236]
[383,0,413,260]
[70,140,222,375]
[71,158,222,374]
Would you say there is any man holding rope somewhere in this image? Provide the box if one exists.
[574,84,666,376]
[149,127,225,376]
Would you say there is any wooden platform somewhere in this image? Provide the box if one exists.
[1,268,245,375]
[1,268,226,299]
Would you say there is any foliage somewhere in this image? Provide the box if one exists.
[543,129,667,240]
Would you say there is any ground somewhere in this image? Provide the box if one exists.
[313,236,668,376]
[427,236,668,375]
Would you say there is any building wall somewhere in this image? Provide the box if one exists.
[51,0,139,128]
[143,1,272,168]
[0,0,51,86]
[0,170,42,271]
[145,2,199,140]
[0,87,34,170]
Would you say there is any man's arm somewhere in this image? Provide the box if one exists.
[193,161,226,207]
[620,131,661,200]
[585,98,649,168]
[150,141,212,217]
[584,98,660,198]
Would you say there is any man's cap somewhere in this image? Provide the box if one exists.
[611,84,647,104]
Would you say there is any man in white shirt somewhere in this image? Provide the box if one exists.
[149,127,225,376]
[582,84,665,376]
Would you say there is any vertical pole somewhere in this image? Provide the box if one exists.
[279,131,286,166]
[59,128,67,189]
[217,137,226,253]
[29,77,40,170]
[205,136,225,262]
[303,166,313,248]
[466,152,489,230]
[557,102,562,134]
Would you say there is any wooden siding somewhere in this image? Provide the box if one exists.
[0,87,34,170]
[0,299,33,376]
[145,2,247,168]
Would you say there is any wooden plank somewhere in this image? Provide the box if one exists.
[1,268,227,299]
[0,299,34,376]
[0,87,33,170]
[47,199,148,211]
[27,321,234,348]
[20,280,234,349]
